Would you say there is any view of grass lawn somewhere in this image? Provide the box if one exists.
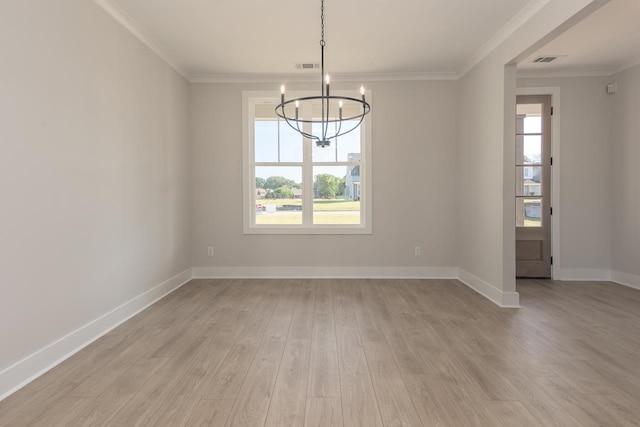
[313,213,360,224]
[257,199,359,210]
[313,199,360,211]
[524,218,542,227]
[255,198,361,225]
[255,214,303,225]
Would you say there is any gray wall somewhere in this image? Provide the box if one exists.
[456,0,596,305]
[518,76,612,275]
[190,81,458,270]
[610,64,640,279]
[0,0,191,372]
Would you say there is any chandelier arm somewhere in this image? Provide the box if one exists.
[275,97,369,123]
[281,115,318,141]
[332,114,366,140]
[324,94,331,142]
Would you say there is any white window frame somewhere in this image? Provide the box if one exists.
[242,90,372,235]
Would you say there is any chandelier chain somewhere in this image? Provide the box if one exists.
[320,0,325,46]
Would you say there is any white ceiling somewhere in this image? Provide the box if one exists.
[518,0,640,76]
[97,0,640,81]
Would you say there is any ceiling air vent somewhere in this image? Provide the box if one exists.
[295,63,320,70]
[532,56,559,63]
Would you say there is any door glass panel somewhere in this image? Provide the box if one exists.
[516,198,542,227]
[516,103,542,133]
[516,135,542,165]
[523,115,542,133]
[516,166,542,196]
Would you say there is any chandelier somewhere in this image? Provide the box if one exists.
[275,0,371,148]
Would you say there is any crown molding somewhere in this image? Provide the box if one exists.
[190,71,459,84]
[458,0,552,78]
[609,55,640,76]
[517,67,611,79]
[517,55,640,79]
[93,0,191,81]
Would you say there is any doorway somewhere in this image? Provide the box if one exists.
[515,95,552,278]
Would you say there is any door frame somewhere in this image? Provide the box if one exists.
[516,86,561,279]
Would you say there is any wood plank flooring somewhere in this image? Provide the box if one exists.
[1,278,640,426]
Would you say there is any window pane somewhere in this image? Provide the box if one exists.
[516,198,542,227]
[279,122,303,162]
[516,166,542,196]
[255,121,278,162]
[255,120,302,163]
[516,135,542,165]
[337,122,361,162]
[255,166,302,225]
[311,121,362,162]
[312,122,337,162]
[313,166,360,225]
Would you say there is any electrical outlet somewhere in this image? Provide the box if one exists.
[414,246,421,256]
[207,247,214,256]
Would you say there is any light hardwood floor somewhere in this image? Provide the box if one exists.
[1,278,640,426]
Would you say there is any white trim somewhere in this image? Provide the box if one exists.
[516,68,611,79]
[93,0,190,80]
[459,0,552,77]
[517,56,640,79]
[516,86,561,280]
[557,268,611,281]
[242,90,373,235]
[190,72,459,84]
[192,266,457,279]
[458,269,520,308]
[0,268,193,401]
[609,56,640,76]
[611,270,640,291]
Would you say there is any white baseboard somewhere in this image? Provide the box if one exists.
[557,268,612,281]
[191,266,458,279]
[556,268,640,291]
[611,270,640,291]
[0,268,192,401]
[457,269,520,308]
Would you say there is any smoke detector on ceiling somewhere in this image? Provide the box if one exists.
[532,55,567,64]
[295,63,320,70]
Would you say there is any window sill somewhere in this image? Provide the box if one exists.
[243,225,372,235]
